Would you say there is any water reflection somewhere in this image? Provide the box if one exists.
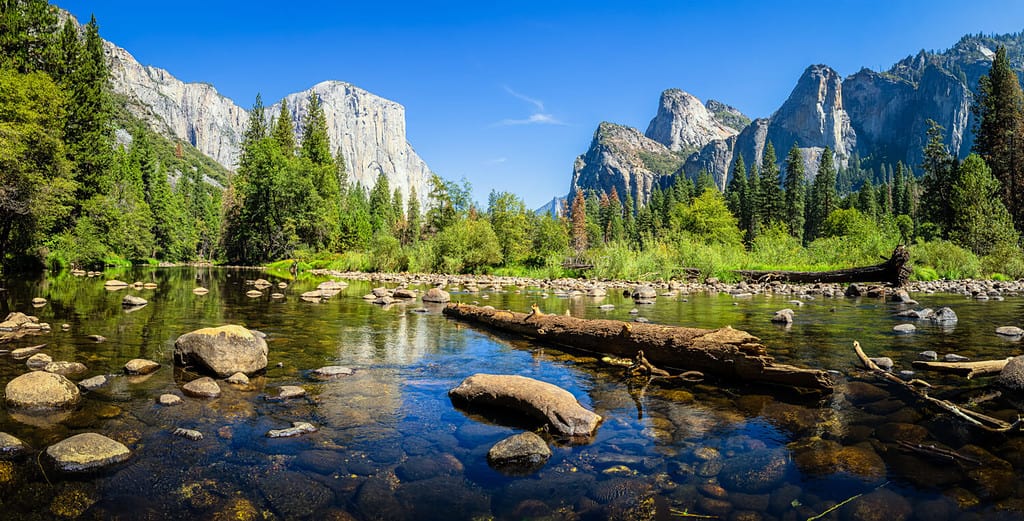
[1,268,1024,519]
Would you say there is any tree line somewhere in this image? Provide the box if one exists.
[3,0,1024,282]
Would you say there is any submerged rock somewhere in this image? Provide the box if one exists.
[266,421,317,438]
[77,375,107,391]
[46,433,130,472]
[26,353,52,370]
[157,394,182,406]
[172,428,203,441]
[449,373,602,439]
[225,372,249,385]
[931,307,958,325]
[5,371,80,409]
[44,361,88,377]
[996,326,1024,338]
[893,324,916,334]
[771,309,794,324]
[122,295,148,307]
[487,432,551,475]
[311,366,354,379]
[173,325,268,377]
[998,356,1024,390]
[718,450,789,493]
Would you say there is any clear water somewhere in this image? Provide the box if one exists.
[1,267,1023,520]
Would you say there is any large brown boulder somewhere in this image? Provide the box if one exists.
[5,371,80,409]
[448,374,601,439]
[173,325,268,377]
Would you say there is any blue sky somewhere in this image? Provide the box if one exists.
[60,1,1024,208]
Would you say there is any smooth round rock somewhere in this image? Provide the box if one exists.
[893,324,916,334]
[245,290,263,298]
[157,394,183,406]
[277,386,306,399]
[122,295,147,307]
[996,326,1024,338]
[124,359,160,375]
[192,287,209,295]
[173,325,268,377]
[182,377,221,398]
[46,433,130,472]
[422,288,451,303]
[26,353,53,370]
[5,371,81,408]
[31,297,47,306]
[44,361,88,377]
[487,432,551,475]
[77,375,108,391]
[225,372,250,385]
[311,366,354,379]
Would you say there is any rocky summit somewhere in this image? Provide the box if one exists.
[645,88,738,153]
[99,17,431,207]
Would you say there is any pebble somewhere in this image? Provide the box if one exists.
[225,372,250,385]
[157,394,182,406]
[172,428,203,441]
[918,350,938,361]
[267,421,317,438]
[944,353,970,362]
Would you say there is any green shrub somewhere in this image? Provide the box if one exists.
[981,244,1024,279]
[910,239,981,280]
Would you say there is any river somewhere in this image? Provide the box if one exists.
[1,267,1023,520]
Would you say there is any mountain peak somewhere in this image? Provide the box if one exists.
[645,88,737,153]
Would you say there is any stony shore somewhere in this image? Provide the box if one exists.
[308,269,1024,299]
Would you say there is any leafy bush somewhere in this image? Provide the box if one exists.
[910,239,981,280]
[981,243,1024,279]
[370,234,406,272]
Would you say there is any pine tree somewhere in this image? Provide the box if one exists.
[973,46,1024,230]
[243,93,268,150]
[856,178,878,218]
[607,186,625,243]
[299,92,339,248]
[745,160,762,242]
[623,193,638,247]
[893,162,907,216]
[726,155,747,224]
[920,120,957,237]
[68,15,113,203]
[783,144,805,241]
[272,100,296,155]
[759,142,783,226]
[808,147,837,241]
[0,0,59,73]
[406,186,421,244]
[368,172,393,236]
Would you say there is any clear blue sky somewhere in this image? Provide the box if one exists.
[60,1,1024,208]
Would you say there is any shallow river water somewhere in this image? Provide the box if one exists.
[2,267,1024,520]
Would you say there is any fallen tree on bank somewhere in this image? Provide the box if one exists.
[442,303,835,393]
[734,245,912,287]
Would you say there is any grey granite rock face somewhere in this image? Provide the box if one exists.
[645,89,738,152]
[569,122,682,207]
[101,26,431,208]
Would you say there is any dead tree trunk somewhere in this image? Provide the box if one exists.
[443,303,834,393]
[735,245,911,287]
[911,358,1012,379]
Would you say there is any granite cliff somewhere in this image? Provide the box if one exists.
[103,39,431,205]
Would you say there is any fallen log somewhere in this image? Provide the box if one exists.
[911,358,1012,379]
[853,341,1020,433]
[735,245,911,287]
[443,303,834,393]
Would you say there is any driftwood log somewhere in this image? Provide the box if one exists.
[911,358,1012,379]
[853,341,1020,432]
[443,303,834,393]
[735,245,912,287]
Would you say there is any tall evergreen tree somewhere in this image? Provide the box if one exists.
[0,0,59,73]
[406,186,421,244]
[570,190,587,254]
[808,147,837,241]
[726,155,747,224]
[243,93,268,150]
[67,15,112,203]
[745,160,762,241]
[783,143,805,241]
[368,172,393,236]
[920,120,957,237]
[300,92,339,248]
[271,100,296,155]
[759,142,783,226]
[950,154,1018,256]
[973,45,1024,230]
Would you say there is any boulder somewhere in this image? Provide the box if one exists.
[31,297,47,306]
[931,307,958,325]
[245,290,263,298]
[157,394,182,406]
[317,280,348,291]
[487,432,551,475]
[173,325,268,377]
[893,324,916,334]
[124,359,160,375]
[996,326,1024,338]
[77,375,108,391]
[918,350,938,361]
[422,288,451,303]
[0,432,29,460]
[869,357,894,371]
[890,289,917,304]
[44,361,88,377]
[26,353,53,370]
[182,377,221,398]
[771,309,794,324]
[103,280,129,289]
[393,288,417,299]
[192,287,209,295]
[844,284,864,297]
[5,371,80,408]
[998,356,1024,391]
[631,286,657,300]
[122,295,147,307]
[449,374,602,438]
[46,433,130,472]
[225,372,249,385]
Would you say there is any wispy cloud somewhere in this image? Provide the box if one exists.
[493,86,566,127]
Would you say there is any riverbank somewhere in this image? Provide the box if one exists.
[308,268,1024,300]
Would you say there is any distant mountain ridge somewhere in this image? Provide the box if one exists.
[99,24,432,206]
[563,31,1024,209]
